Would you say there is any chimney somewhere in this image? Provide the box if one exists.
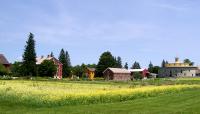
[41,55,44,59]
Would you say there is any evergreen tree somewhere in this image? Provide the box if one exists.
[96,51,116,77]
[148,61,154,73]
[66,51,71,67]
[113,57,117,67]
[161,60,166,68]
[65,51,71,76]
[137,62,141,69]
[116,56,122,68]
[124,62,128,69]
[22,33,37,76]
[59,49,72,77]
[131,61,141,69]
[59,49,67,77]
[50,52,54,57]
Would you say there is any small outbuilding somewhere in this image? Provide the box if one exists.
[85,67,95,80]
[103,68,131,81]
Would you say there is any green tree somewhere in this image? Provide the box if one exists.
[96,51,116,77]
[22,33,37,76]
[152,66,160,74]
[132,72,143,80]
[116,56,122,68]
[131,61,141,69]
[59,49,67,77]
[148,61,154,73]
[184,59,194,66]
[50,52,54,57]
[124,62,128,69]
[161,60,166,68]
[72,65,82,77]
[11,62,23,76]
[38,60,56,77]
[87,64,96,68]
[65,51,71,76]
[0,64,8,76]
[72,64,87,77]
[59,49,71,77]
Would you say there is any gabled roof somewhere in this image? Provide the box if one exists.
[103,68,130,74]
[87,67,96,72]
[36,56,62,65]
[0,54,9,65]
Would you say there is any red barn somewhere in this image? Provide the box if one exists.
[103,68,131,81]
[36,55,62,79]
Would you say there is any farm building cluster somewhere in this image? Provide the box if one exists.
[1,53,200,81]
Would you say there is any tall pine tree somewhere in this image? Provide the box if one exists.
[148,61,154,73]
[59,49,67,77]
[50,52,54,57]
[59,49,71,77]
[161,59,166,68]
[65,51,71,76]
[124,62,128,69]
[22,33,37,76]
[131,61,141,69]
[116,56,122,68]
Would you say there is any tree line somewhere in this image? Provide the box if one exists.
[0,33,195,78]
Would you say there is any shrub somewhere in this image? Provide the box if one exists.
[10,62,23,76]
[38,60,57,77]
[0,64,8,76]
[132,72,143,80]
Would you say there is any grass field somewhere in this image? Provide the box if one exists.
[0,78,200,114]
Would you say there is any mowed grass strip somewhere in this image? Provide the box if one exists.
[0,89,200,114]
[0,80,200,107]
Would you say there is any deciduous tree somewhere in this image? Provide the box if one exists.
[96,51,116,77]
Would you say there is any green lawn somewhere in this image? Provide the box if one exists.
[0,89,200,114]
[0,78,200,114]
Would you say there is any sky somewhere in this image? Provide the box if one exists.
[0,0,200,68]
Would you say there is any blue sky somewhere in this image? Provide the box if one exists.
[0,0,200,68]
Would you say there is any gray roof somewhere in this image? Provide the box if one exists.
[103,68,130,74]
[0,54,9,65]
[87,67,96,72]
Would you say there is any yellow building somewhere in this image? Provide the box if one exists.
[86,67,95,80]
